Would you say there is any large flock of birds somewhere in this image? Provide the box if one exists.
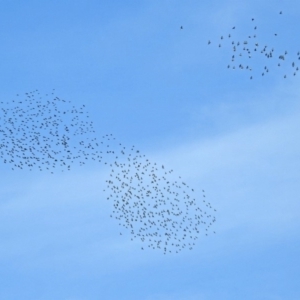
[3,9,297,254]
[0,89,100,172]
[0,90,216,254]
[206,11,300,80]
[104,138,216,254]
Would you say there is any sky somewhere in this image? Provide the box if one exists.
[0,0,300,299]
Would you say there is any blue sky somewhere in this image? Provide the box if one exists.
[0,0,300,299]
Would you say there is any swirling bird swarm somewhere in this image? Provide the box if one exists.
[0,90,101,172]
[104,145,216,254]
[0,90,216,253]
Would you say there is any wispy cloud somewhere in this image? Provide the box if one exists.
[148,94,300,248]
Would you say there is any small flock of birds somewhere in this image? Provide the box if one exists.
[206,11,300,80]
[0,91,217,254]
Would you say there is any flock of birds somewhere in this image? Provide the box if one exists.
[206,11,300,80]
[104,138,216,254]
[4,11,296,254]
[0,90,216,254]
[0,90,101,172]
